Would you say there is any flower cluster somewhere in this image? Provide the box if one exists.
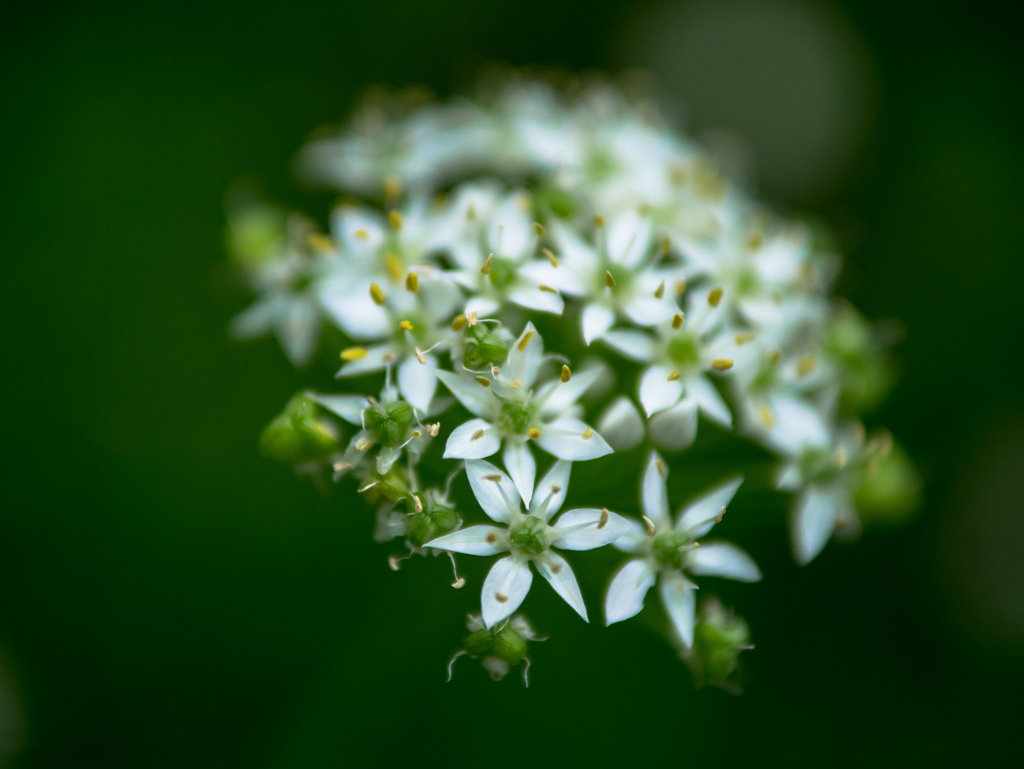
[230,74,918,688]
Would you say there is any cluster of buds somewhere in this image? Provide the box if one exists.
[230,73,918,686]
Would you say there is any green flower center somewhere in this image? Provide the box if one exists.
[667,333,701,368]
[364,401,415,447]
[510,515,548,556]
[488,257,519,291]
[499,402,538,435]
[652,531,689,570]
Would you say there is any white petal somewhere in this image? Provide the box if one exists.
[503,441,537,507]
[641,450,670,526]
[481,557,533,628]
[612,518,650,554]
[766,396,831,456]
[539,367,601,417]
[230,295,278,340]
[677,476,744,537]
[427,525,507,555]
[418,275,463,321]
[464,295,501,318]
[444,419,501,459]
[336,343,399,377]
[507,322,543,387]
[623,295,675,326]
[508,285,564,314]
[519,259,584,295]
[792,486,839,565]
[639,365,684,416]
[659,571,696,647]
[551,219,598,273]
[581,304,615,345]
[306,393,369,425]
[436,369,493,418]
[687,374,732,427]
[536,552,588,622]
[397,354,438,414]
[648,397,698,452]
[608,210,651,268]
[466,459,520,522]
[596,396,645,452]
[605,559,656,625]
[551,508,631,550]
[488,191,533,259]
[318,284,390,340]
[688,542,762,582]
[275,298,319,366]
[533,459,572,520]
[600,329,656,362]
[534,417,613,461]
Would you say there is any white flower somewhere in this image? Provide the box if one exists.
[604,452,759,647]
[428,458,629,627]
[437,322,612,505]
[596,396,645,452]
[550,211,682,345]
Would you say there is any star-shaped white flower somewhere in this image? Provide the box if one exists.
[437,322,612,505]
[605,451,759,647]
[428,458,630,627]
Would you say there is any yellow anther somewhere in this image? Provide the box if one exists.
[543,248,560,267]
[387,210,403,230]
[667,370,681,382]
[483,474,503,482]
[511,379,523,388]
[475,375,491,387]
[582,427,594,440]
[711,358,734,371]
[451,314,468,331]
[654,458,668,477]
[539,284,559,294]
[836,449,848,469]
[518,193,533,210]
[381,352,396,363]
[428,422,440,437]
[413,494,423,513]
[466,203,476,221]
[797,356,818,377]
[495,592,509,603]
[654,280,666,299]
[481,253,493,275]
[382,176,402,201]
[517,330,535,351]
[594,214,605,228]
[405,272,420,293]
[369,283,387,306]
[333,461,352,472]
[414,347,426,364]
[714,506,726,523]
[708,287,724,307]
[384,252,403,282]
[769,349,782,366]
[598,508,609,529]
[642,515,656,536]
[661,234,671,254]
[675,278,687,295]
[307,233,335,253]
[747,231,764,250]
[759,405,775,428]
[672,313,684,329]
[468,311,478,326]
[669,164,687,186]
[605,271,616,288]
[735,332,756,345]
[315,422,334,439]
[561,365,571,383]
[471,429,485,441]
[341,346,368,361]
[527,427,541,439]
[399,319,414,331]
[355,438,375,452]
[354,228,370,241]
[534,222,545,236]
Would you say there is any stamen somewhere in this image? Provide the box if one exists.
[471,430,486,441]
[538,284,559,294]
[405,272,420,293]
[598,508,609,529]
[836,449,848,468]
[466,203,476,221]
[747,231,764,250]
[711,359,734,371]
[534,222,545,236]
[355,438,375,452]
[543,248,560,267]
[714,506,726,523]
[654,280,666,299]
[468,311,478,326]
[708,287,724,307]
[759,405,775,428]
[605,271,616,288]
[369,282,387,306]
[769,349,782,367]
[447,551,465,588]
[797,356,817,377]
[517,330,535,350]
[735,332,755,345]
[527,427,541,439]
[382,176,402,201]
[413,494,423,513]
[667,370,681,382]
[447,650,467,682]
[307,233,334,253]
[381,352,397,363]
[654,458,667,477]
[661,234,671,254]
[354,228,370,241]
[483,474,503,483]
[357,479,379,493]
[414,347,426,364]
[675,278,687,295]
[341,346,368,361]
[582,428,594,439]
[594,214,605,228]
[560,364,571,382]
[642,515,656,536]
[672,313,684,329]
[332,461,352,472]
[481,253,493,275]
[399,319,414,331]
[486,533,498,543]
[428,422,440,437]
[384,252,403,282]
[475,375,491,387]
[495,593,509,603]
[491,366,500,376]
[387,210,403,230]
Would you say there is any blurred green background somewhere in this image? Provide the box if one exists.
[3,0,1023,766]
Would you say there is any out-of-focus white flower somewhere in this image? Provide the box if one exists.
[605,452,759,647]
[429,459,629,627]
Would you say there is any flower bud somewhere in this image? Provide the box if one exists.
[363,401,415,447]
[225,201,286,268]
[259,393,340,464]
[486,256,518,290]
[407,497,459,548]
[461,623,528,665]
[463,326,509,369]
[855,440,920,526]
[691,599,750,686]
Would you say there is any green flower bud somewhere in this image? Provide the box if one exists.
[855,441,920,526]
[692,600,750,685]
[534,184,577,219]
[463,326,509,369]
[406,497,459,548]
[510,515,548,556]
[364,401,415,447]
[491,624,529,665]
[487,256,519,291]
[463,628,495,657]
[499,402,537,435]
[225,203,287,268]
[361,469,410,505]
[259,393,340,464]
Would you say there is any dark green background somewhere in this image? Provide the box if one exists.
[3,1,1023,766]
